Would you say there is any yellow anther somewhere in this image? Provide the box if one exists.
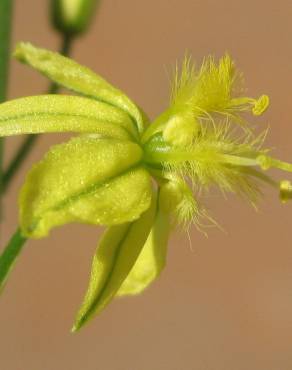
[252,95,269,116]
[280,180,292,203]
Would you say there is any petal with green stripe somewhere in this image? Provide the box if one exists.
[19,137,151,238]
[14,43,144,134]
[117,189,171,296]
[72,192,157,332]
[0,95,138,141]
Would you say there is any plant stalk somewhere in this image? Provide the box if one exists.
[0,0,13,226]
[0,228,26,292]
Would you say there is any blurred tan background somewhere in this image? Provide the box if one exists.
[1,0,292,369]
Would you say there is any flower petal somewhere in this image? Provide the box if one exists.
[72,192,157,332]
[14,42,144,134]
[0,95,138,141]
[117,191,171,296]
[19,137,151,238]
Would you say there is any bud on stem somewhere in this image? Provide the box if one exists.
[51,0,100,36]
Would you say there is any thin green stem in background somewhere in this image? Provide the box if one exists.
[2,34,73,194]
[0,228,26,293]
[0,0,13,101]
[0,0,13,221]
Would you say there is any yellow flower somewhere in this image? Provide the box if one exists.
[0,43,291,331]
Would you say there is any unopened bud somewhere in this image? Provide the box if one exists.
[51,0,100,36]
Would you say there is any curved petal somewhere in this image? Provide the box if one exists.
[117,177,197,296]
[117,196,170,296]
[0,95,138,141]
[72,192,157,332]
[14,43,144,134]
[19,137,151,238]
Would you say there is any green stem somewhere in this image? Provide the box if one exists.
[2,34,73,194]
[0,228,26,293]
[0,0,13,224]
[0,0,12,101]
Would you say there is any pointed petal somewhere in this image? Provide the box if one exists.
[0,95,138,141]
[117,176,201,296]
[72,192,157,331]
[19,137,151,238]
[14,43,144,134]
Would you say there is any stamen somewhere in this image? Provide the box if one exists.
[257,155,292,172]
[220,154,259,167]
[241,167,278,188]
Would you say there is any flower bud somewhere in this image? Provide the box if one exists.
[51,0,100,36]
